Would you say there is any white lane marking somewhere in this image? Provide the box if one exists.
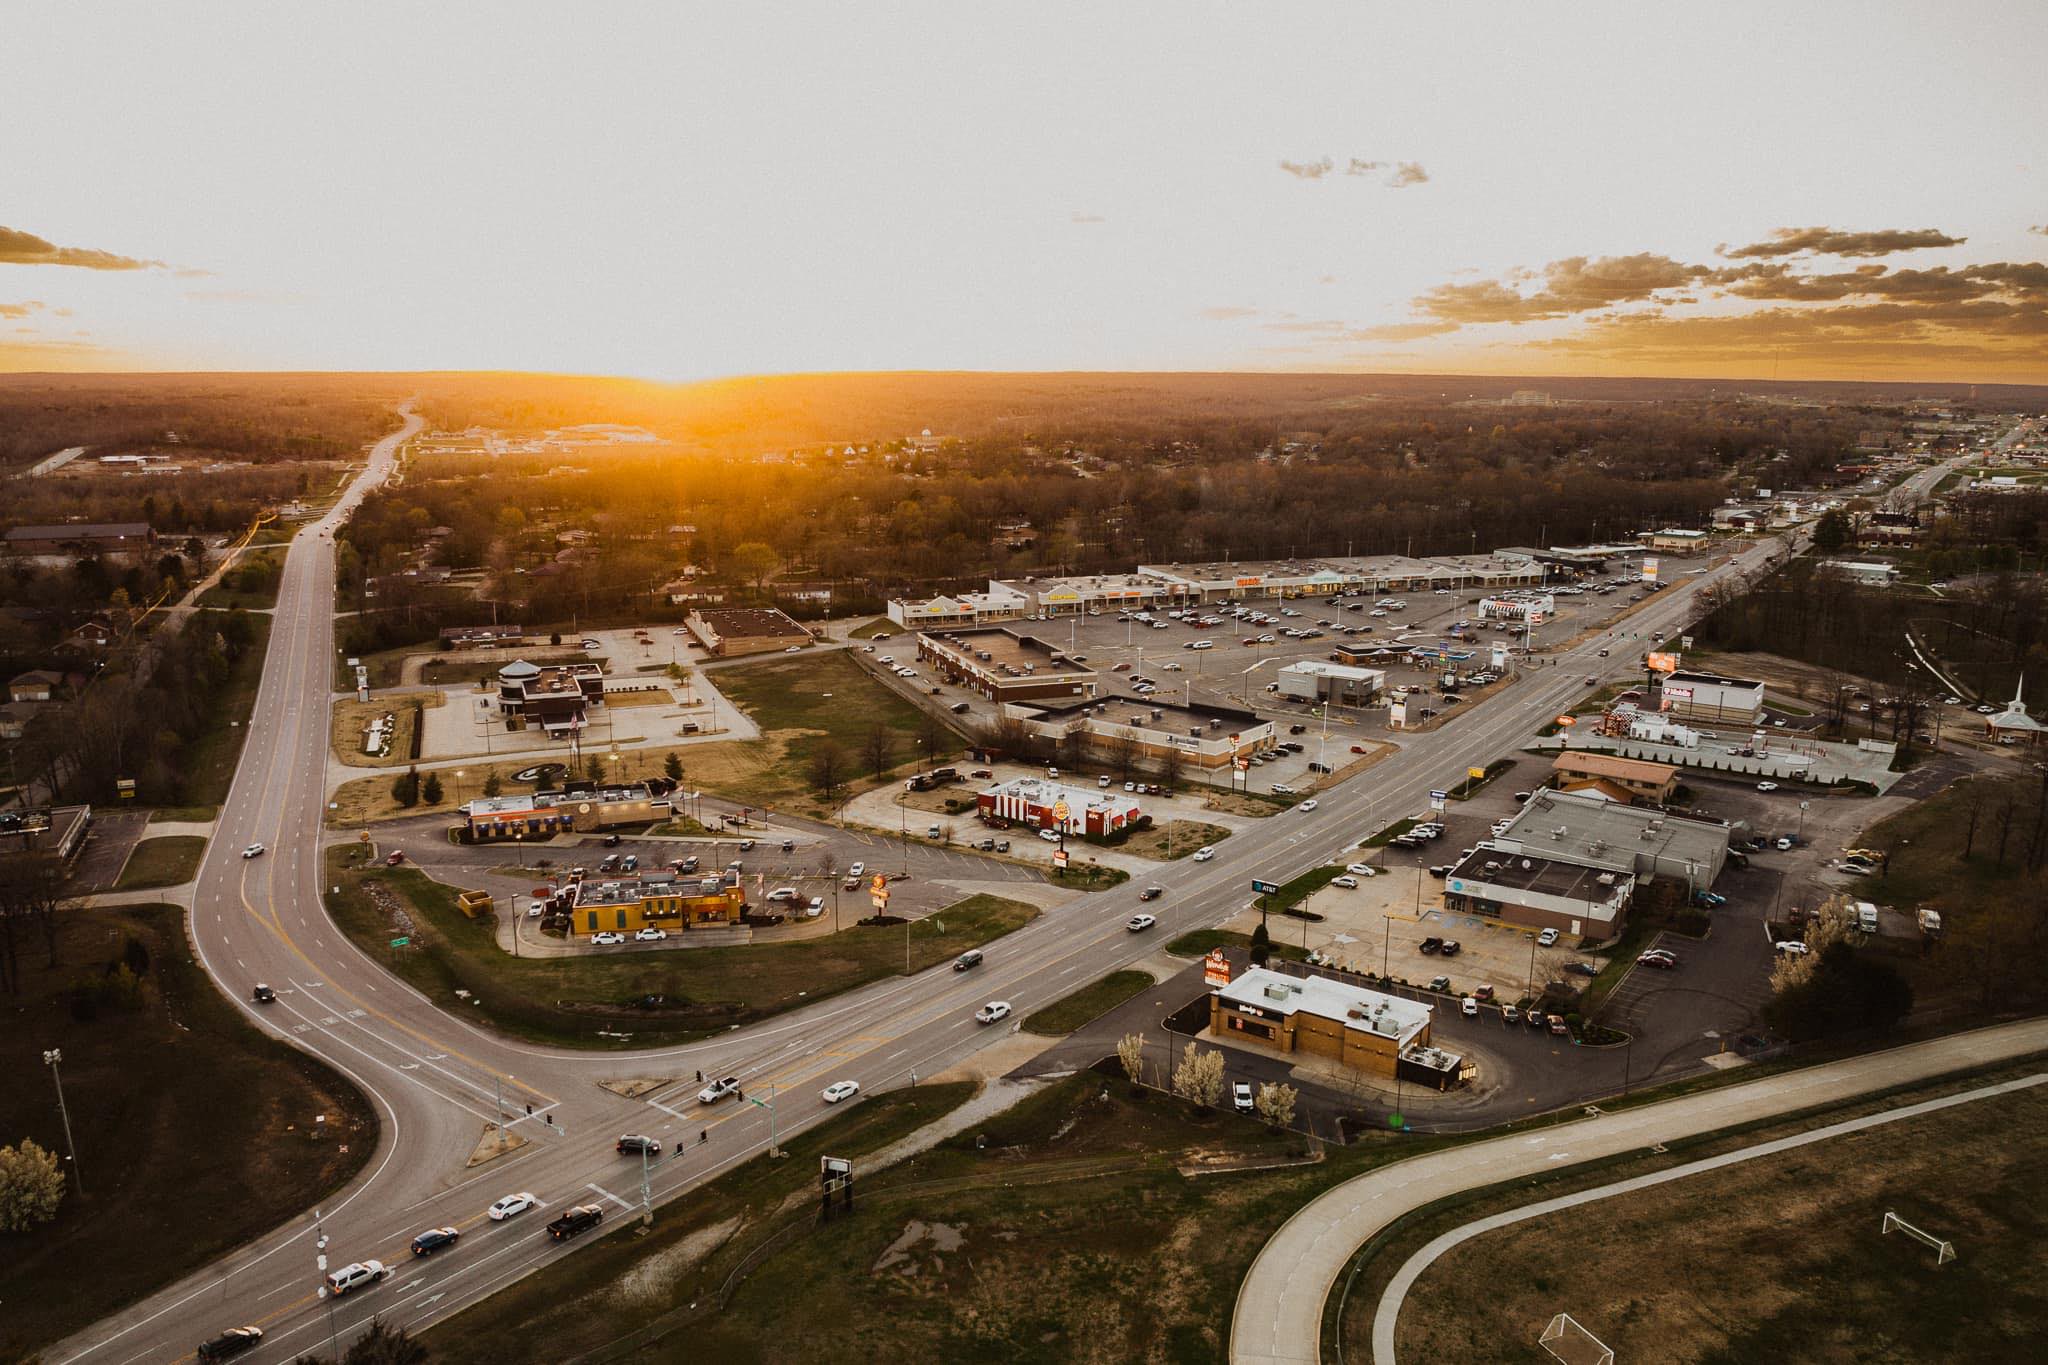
[585,1183,635,1211]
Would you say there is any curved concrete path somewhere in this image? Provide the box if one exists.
[1371,1068,2046,1362]
[1229,1016,2048,1364]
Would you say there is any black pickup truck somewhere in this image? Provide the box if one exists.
[547,1205,605,1241]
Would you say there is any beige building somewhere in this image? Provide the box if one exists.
[1549,752,1679,805]
[1211,967,1434,1080]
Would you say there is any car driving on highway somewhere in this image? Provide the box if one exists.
[240,844,265,859]
[488,1192,537,1221]
[821,1080,861,1103]
[196,1327,265,1361]
[698,1075,742,1103]
[1127,913,1156,932]
[975,1001,1012,1024]
[409,1226,460,1256]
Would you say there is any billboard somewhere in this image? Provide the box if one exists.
[1642,556,1660,582]
[1203,948,1232,987]
[1646,651,1680,674]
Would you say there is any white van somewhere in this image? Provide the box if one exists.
[1854,901,1880,934]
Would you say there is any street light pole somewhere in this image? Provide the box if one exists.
[510,892,521,958]
[42,1049,81,1194]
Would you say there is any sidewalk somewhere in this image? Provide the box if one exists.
[1230,1015,2048,1365]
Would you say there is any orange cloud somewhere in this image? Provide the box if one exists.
[0,225,163,270]
[1719,226,1964,259]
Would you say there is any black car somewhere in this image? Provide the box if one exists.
[616,1134,661,1156]
[603,833,623,847]
[410,1226,460,1257]
[1139,886,1163,901]
[1419,936,1443,955]
[1438,940,1462,957]
[196,1327,265,1361]
[251,984,275,1004]
[547,1204,604,1241]
[1563,961,1599,977]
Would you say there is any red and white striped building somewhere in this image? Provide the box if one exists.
[976,777,1142,836]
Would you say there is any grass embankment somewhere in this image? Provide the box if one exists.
[322,845,1038,1047]
[1115,819,1232,861]
[148,804,218,823]
[0,905,374,1361]
[1349,1062,2048,1365]
[181,611,272,806]
[326,651,949,825]
[1048,862,1131,892]
[113,835,207,890]
[1165,928,1310,962]
[196,544,287,609]
[329,692,443,768]
[1201,788,1296,818]
[1446,757,1516,801]
[1360,816,1421,847]
[428,1071,1351,1365]
[847,617,899,640]
[1023,970,1156,1036]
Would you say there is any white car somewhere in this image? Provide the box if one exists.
[1756,781,1779,792]
[1300,800,1319,812]
[1460,996,1479,1016]
[1191,846,1216,861]
[1346,862,1374,876]
[1330,875,1358,890]
[1127,913,1157,932]
[487,1192,537,1222]
[767,886,798,902]
[821,1080,861,1104]
[1775,939,1809,956]
[324,1259,390,1296]
[806,897,824,917]
[1189,640,1214,650]
[241,844,265,858]
[975,1001,1012,1025]
[633,927,668,942]
[783,645,802,653]
[1537,927,1560,947]
[698,1075,742,1104]
[849,862,865,877]
[590,931,626,946]
[1038,828,1061,843]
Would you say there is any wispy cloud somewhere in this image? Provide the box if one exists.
[0,225,164,271]
[1281,156,1427,188]
[0,300,44,319]
[1198,305,1259,321]
[1719,226,1964,259]
[1279,157,1335,180]
[2031,224,2048,237]
[1070,212,1106,225]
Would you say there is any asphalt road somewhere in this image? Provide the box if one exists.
[50,447,1968,1365]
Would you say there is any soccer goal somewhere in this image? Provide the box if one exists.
[1882,1210,1956,1266]
[1539,1312,1614,1365]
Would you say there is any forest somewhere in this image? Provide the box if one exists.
[334,388,1877,653]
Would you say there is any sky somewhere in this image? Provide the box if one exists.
[4,2,2046,382]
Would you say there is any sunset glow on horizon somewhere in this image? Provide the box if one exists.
[5,2,2045,383]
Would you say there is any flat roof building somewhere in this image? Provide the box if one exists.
[685,607,813,657]
[1659,670,1766,726]
[1210,967,1439,1081]
[495,659,606,737]
[4,522,154,555]
[977,775,1141,836]
[1444,844,1636,938]
[460,784,663,842]
[1497,788,1729,887]
[887,581,1031,630]
[571,877,747,938]
[918,628,1097,702]
[1275,660,1385,708]
[1003,694,1274,771]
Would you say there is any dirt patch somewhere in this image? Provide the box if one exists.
[1202,789,1292,818]
[599,1078,675,1099]
[602,687,678,709]
[610,1214,744,1310]
[873,1219,968,1275]
[465,1122,529,1167]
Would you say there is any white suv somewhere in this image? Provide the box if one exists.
[325,1260,389,1297]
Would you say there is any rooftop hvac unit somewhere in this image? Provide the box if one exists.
[1150,709,1163,721]
[1552,826,1568,838]
[1596,872,1617,886]
[1263,982,1297,1001]
[1520,858,1533,870]
[1485,860,1502,873]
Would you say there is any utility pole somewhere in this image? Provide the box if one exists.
[314,1210,336,1361]
[640,1141,653,1225]
[42,1049,81,1194]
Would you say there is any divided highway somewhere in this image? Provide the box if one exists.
[51,430,1892,1363]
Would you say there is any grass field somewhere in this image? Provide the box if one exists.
[1049,862,1131,892]
[181,612,273,806]
[1023,969,1156,1036]
[328,691,444,768]
[322,845,1038,1047]
[1201,788,1294,818]
[113,835,207,890]
[427,1070,1356,1365]
[0,904,374,1361]
[1116,819,1232,861]
[1370,1068,2048,1364]
[1164,928,1310,962]
[147,804,218,823]
[326,651,950,825]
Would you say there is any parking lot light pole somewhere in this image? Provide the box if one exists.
[42,1049,81,1194]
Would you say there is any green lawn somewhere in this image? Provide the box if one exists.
[114,836,207,890]
[1023,969,1155,1035]
[180,612,273,806]
[0,905,373,1361]
[847,616,901,640]
[1164,928,1309,962]
[1048,862,1130,892]
[322,845,1038,1048]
